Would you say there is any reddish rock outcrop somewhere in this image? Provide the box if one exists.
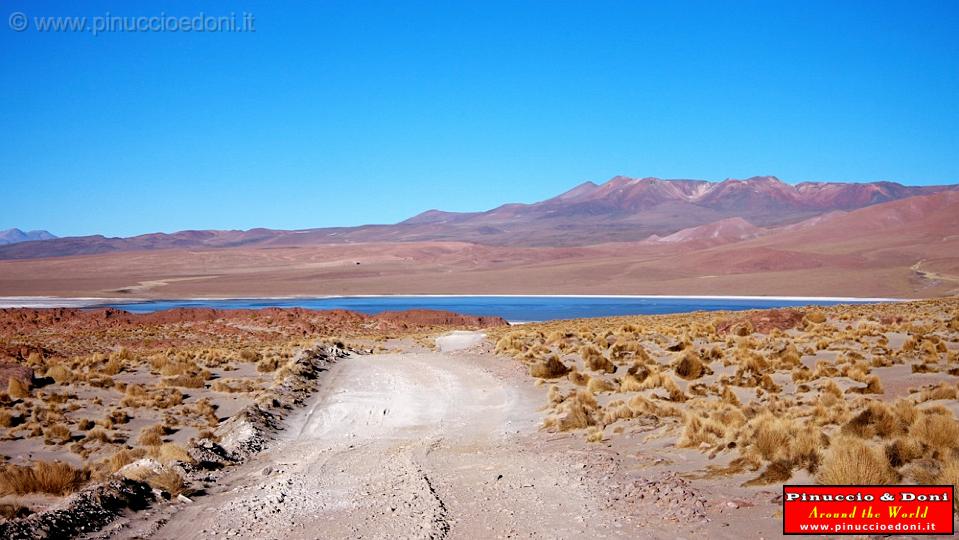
[0,361,33,389]
[716,308,806,335]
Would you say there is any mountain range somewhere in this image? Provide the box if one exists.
[0,228,56,246]
[1,176,955,259]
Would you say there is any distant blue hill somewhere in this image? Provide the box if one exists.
[0,228,57,245]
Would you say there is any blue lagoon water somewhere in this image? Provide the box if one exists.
[93,295,884,322]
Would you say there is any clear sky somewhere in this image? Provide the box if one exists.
[2,1,957,237]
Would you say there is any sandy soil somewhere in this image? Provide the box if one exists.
[104,337,691,539]
[1,224,958,299]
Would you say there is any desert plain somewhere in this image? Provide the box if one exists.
[0,296,957,538]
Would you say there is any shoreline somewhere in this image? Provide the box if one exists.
[0,293,909,310]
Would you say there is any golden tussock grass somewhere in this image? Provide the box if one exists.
[98,448,146,476]
[626,394,681,418]
[602,400,637,424]
[83,428,112,444]
[0,411,20,428]
[841,401,901,439]
[817,436,897,485]
[528,355,571,379]
[586,377,617,394]
[0,502,32,520]
[45,364,74,385]
[160,375,206,389]
[256,356,281,372]
[122,465,186,497]
[147,443,195,465]
[908,409,959,450]
[673,351,709,380]
[678,412,728,449]
[43,424,72,445]
[916,383,957,402]
[580,345,616,373]
[935,456,959,511]
[884,438,924,468]
[0,461,91,496]
[211,379,258,393]
[745,413,794,462]
[585,426,604,443]
[568,370,590,386]
[543,390,599,431]
[547,385,563,405]
[7,377,30,399]
[138,424,169,447]
[720,385,740,406]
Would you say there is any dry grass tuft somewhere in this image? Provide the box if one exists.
[149,443,195,465]
[160,375,205,389]
[581,346,616,373]
[43,424,72,445]
[0,461,90,496]
[7,377,30,399]
[909,409,959,450]
[585,426,604,443]
[817,436,898,485]
[138,424,168,447]
[586,377,617,394]
[529,355,572,379]
[122,465,186,497]
[673,351,709,380]
[45,364,74,384]
[0,502,32,520]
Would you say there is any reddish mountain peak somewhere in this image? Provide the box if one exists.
[554,180,600,201]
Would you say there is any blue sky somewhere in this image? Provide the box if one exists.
[2,1,957,237]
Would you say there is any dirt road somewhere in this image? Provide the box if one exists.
[141,334,649,539]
